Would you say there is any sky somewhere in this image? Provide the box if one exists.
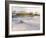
[12,4,43,14]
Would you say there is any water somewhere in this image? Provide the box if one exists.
[12,16,40,31]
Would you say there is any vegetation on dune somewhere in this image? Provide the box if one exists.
[12,11,40,16]
[16,13,33,16]
[16,11,40,16]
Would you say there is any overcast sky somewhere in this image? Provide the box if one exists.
[11,4,43,14]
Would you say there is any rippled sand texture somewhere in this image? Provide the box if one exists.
[12,16,40,31]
